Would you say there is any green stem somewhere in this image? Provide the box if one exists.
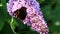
[10,17,17,34]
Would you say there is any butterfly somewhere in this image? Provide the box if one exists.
[14,7,27,20]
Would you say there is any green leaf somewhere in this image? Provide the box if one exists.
[0,0,9,32]
[0,22,14,34]
[0,7,5,31]
[0,20,4,31]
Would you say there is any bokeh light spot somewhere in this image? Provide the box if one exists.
[54,21,60,26]
[0,3,3,7]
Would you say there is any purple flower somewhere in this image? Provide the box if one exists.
[7,0,49,34]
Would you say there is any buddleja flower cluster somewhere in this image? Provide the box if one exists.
[7,0,49,34]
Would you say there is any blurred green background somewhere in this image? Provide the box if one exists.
[0,0,60,34]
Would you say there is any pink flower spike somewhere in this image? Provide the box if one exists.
[7,0,49,34]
